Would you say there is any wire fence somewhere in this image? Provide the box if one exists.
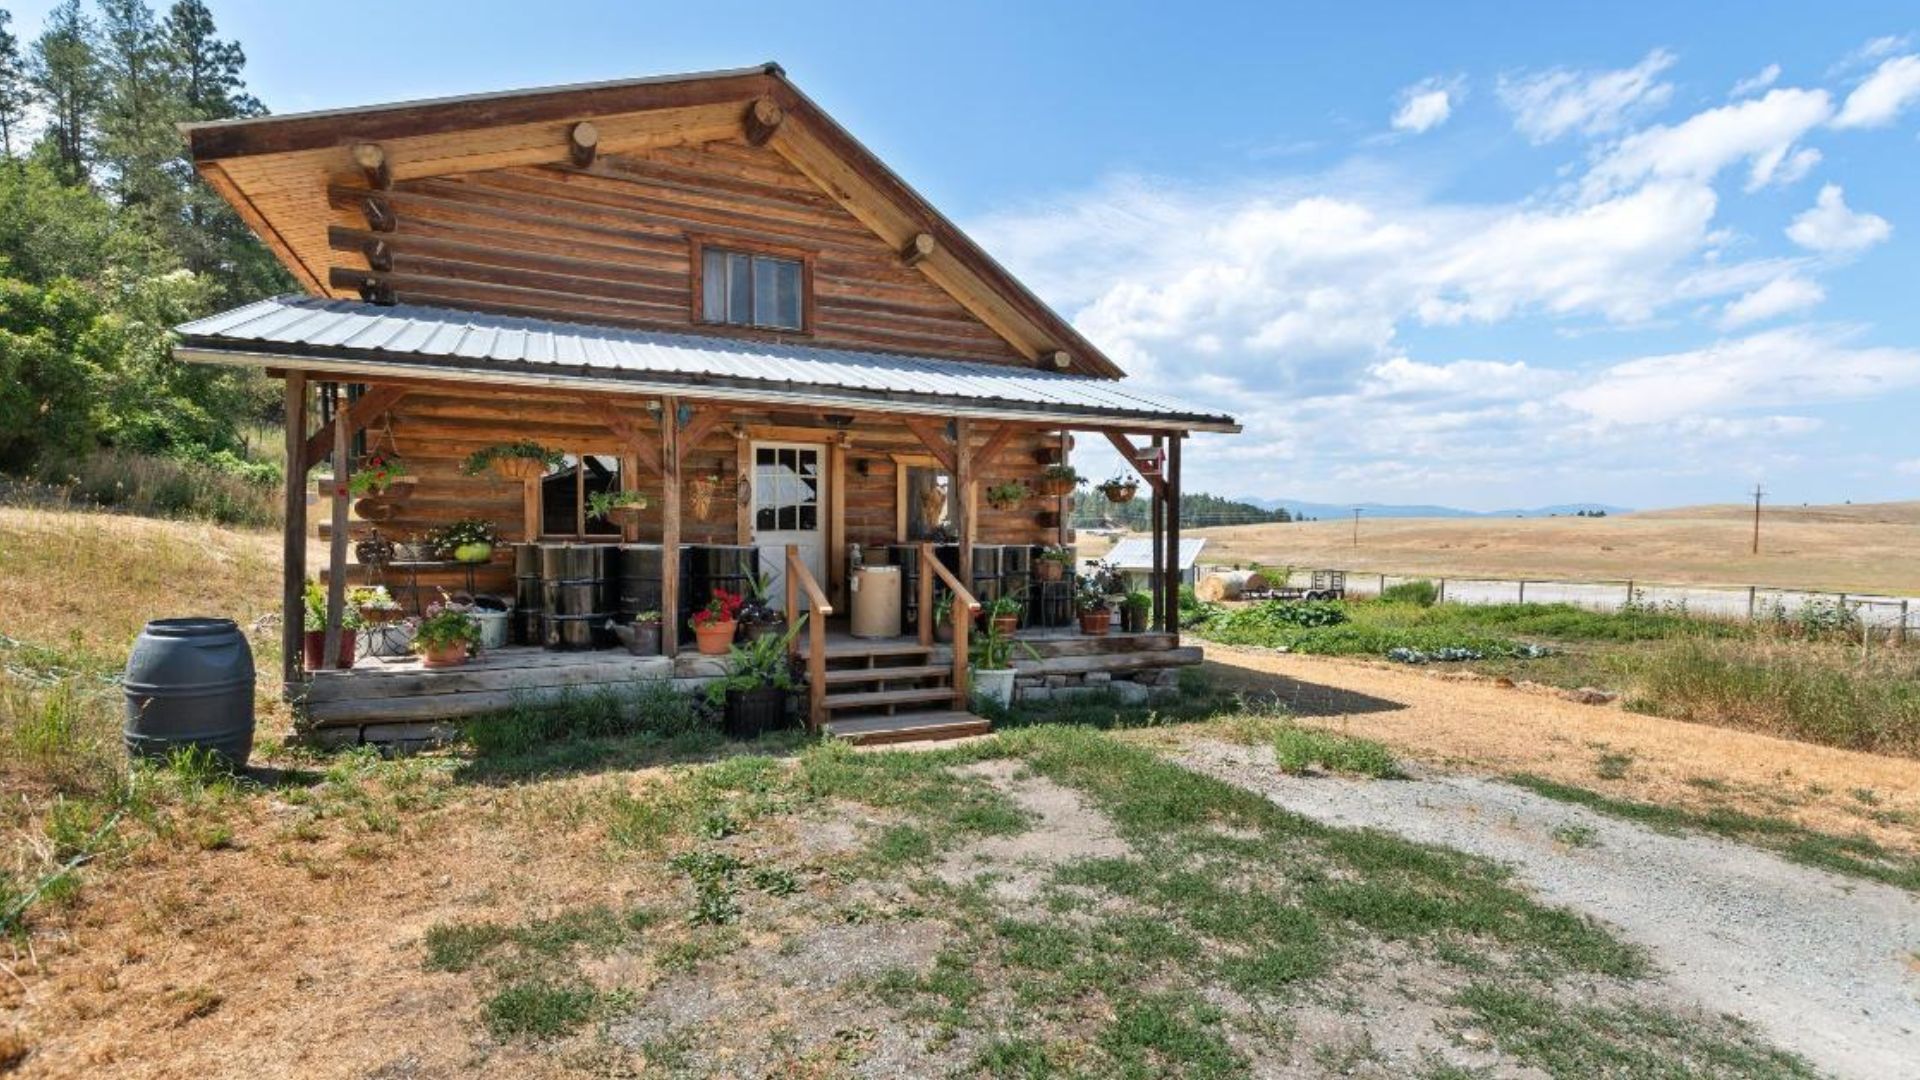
[1215,565,1920,644]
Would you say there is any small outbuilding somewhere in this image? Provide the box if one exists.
[1102,536,1207,593]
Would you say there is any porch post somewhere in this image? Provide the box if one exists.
[1150,435,1164,632]
[281,373,307,683]
[954,417,974,588]
[322,385,351,670]
[1165,433,1183,636]
[660,395,681,657]
[1056,431,1072,546]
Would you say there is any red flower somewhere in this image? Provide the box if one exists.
[691,587,743,628]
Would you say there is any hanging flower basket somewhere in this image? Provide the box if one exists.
[491,456,547,482]
[1097,478,1139,504]
[1036,477,1075,499]
[461,442,564,483]
[985,480,1031,512]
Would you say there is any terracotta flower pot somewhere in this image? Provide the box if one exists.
[693,619,737,655]
[1037,477,1075,498]
[991,614,1019,637]
[491,457,546,482]
[357,605,404,626]
[302,628,357,670]
[1035,560,1065,583]
[419,642,469,668]
[1078,609,1111,636]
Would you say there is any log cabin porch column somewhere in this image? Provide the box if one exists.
[660,395,682,657]
[1165,433,1183,637]
[281,373,307,684]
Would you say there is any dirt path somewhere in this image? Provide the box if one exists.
[1178,739,1920,1079]
[1200,643,1920,853]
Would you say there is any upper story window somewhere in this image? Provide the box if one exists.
[700,247,805,331]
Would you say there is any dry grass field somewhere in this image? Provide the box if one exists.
[1086,500,1920,596]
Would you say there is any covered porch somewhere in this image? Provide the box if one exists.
[177,296,1235,742]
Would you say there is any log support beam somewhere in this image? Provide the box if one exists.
[953,417,974,579]
[1164,434,1183,636]
[899,232,935,267]
[303,384,409,468]
[569,121,599,167]
[901,417,957,475]
[1102,431,1167,500]
[352,142,390,190]
[743,96,784,146]
[660,394,682,657]
[322,387,352,671]
[282,374,308,685]
[362,194,395,233]
[363,237,392,272]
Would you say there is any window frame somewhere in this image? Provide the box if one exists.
[536,449,627,540]
[689,235,815,335]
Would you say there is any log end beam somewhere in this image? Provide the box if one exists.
[351,142,390,190]
[744,96,785,146]
[569,121,600,167]
[900,232,936,267]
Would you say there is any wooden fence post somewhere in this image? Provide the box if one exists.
[1517,580,1527,604]
[1437,579,1446,604]
[1747,585,1757,620]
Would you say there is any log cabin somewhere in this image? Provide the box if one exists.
[173,62,1239,746]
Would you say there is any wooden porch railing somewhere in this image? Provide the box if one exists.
[916,542,980,709]
[783,545,833,730]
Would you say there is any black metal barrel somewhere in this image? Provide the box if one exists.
[1000,546,1034,626]
[512,544,543,645]
[680,544,756,631]
[122,618,255,766]
[615,544,665,622]
[539,543,613,650]
[970,544,1004,610]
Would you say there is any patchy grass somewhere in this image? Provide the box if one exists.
[1271,726,1402,778]
[1608,638,1920,757]
[1510,774,1920,893]
[1188,598,1731,658]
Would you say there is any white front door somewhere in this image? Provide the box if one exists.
[749,441,828,605]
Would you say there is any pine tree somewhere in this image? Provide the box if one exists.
[28,0,103,184]
[164,0,258,120]
[97,0,181,213]
[0,10,34,158]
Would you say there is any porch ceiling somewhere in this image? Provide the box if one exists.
[175,295,1239,433]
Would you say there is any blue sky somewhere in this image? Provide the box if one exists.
[15,1,1920,510]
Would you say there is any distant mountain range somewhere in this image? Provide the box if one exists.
[1235,498,1635,520]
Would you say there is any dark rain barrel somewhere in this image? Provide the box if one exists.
[122,618,255,766]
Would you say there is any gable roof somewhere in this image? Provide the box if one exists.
[175,295,1238,433]
[181,62,1123,377]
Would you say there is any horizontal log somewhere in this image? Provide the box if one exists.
[1009,646,1203,678]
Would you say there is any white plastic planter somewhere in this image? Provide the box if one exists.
[972,667,1016,709]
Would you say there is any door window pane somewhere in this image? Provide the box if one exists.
[583,455,622,536]
[541,455,581,535]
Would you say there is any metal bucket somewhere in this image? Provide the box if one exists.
[123,618,255,766]
[541,614,602,651]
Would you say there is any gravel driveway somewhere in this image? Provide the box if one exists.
[1178,740,1920,1080]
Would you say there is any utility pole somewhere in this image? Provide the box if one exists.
[1351,507,1362,548]
[1750,484,1764,555]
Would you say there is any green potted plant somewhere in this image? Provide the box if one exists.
[736,570,788,643]
[1096,474,1139,504]
[1075,575,1112,636]
[461,441,565,482]
[433,519,498,563]
[1034,545,1073,583]
[984,480,1032,511]
[969,615,1039,709]
[983,593,1023,637]
[301,579,363,669]
[610,610,663,656]
[412,601,481,668]
[1036,464,1083,499]
[348,451,408,498]
[932,591,955,643]
[587,489,649,529]
[1121,590,1153,634]
[690,587,743,655]
[350,584,404,627]
[705,618,801,738]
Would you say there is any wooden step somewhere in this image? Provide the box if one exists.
[820,686,957,712]
[820,664,950,686]
[798,639,933,659]
[823,710,992,746]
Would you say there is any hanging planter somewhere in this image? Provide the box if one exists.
[587,490,649,529]
[689,472,724,522]
[985,480,1031,512]
[348,452,408,497]
[1097,475,1140,504]
[461,441,565,483]
[1035,464,1083,499]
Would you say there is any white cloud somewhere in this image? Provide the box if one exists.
[1832,53,1920,128]
[1786,184,1892,252]
[1559,326,1920,424]
[1497,49,1676,142]
[1719,275,1825,328]
[1897,459,1920,476]
[1584,87,1833,196]
[1731,63,1782,98]
[1392,77,1459,134]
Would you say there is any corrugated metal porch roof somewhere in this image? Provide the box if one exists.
[174,296,1238,432]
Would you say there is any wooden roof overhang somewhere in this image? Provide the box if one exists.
[182,62,1123,378]
[174,337,1238,435]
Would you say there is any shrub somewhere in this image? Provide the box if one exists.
[464,679,716,758]
[40,449,281,527]
[1378,579,1439,607]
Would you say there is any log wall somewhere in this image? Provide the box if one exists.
[327,138,1029,364]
